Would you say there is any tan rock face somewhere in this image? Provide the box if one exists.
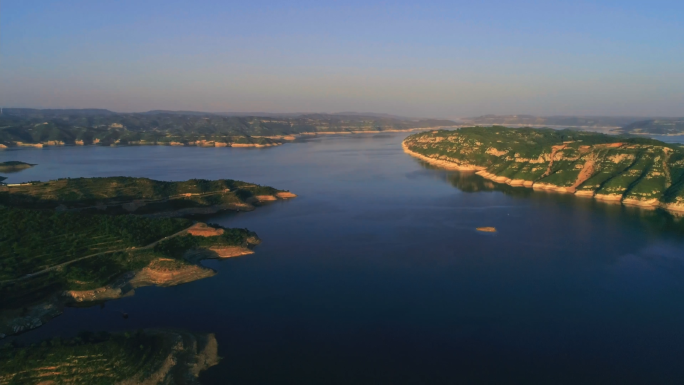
[131,259,216,287]
[16,142,44,148]
[276,192,297,199]
[507,179,527,186]
[485,147,508,157]
[208,246,255,258]
[595,193,624,201]
[622,198,660,207]
[255,195,277,201]
[187,223,225,237]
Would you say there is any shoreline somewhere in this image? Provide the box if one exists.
[0,127,450,150]
[402,143,684,214]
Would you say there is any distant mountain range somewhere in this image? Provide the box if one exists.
[462,115,684,135]
[461,115,644,128]
[0,109,457,148]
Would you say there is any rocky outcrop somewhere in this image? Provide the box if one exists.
[64,259,217,303]
[276,191,297,199]
[247,192,297,204]
[187,223,225,237]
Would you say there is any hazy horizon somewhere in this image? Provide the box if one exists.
[1,107,682,121]
[1,1,682,117]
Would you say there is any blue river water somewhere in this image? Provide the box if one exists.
[2,133,684,384]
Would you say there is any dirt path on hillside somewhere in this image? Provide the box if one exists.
[0,224,197,284]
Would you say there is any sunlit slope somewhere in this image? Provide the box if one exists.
[403,127,684,211]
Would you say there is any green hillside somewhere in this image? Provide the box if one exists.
[0,329,219,384]
[0,176,292,338]
[403,127,684,212]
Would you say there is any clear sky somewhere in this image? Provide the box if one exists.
[1,0,682,118]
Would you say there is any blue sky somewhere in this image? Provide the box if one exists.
[1,0,682,117]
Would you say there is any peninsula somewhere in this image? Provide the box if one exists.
[403,127,684,212]
[612,118,684,136]
[0,176,296,338]
[0,161,35,173]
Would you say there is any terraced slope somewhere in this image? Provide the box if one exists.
[0,329,219,384]
[403,127,684,212]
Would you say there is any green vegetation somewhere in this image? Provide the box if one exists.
[403,127,684,210]
[0,176,283,212]
[0,205,257,311]
[0,206,191,281]
[0,329,219,384]
[0,109,457,147]
[0,176,286,337]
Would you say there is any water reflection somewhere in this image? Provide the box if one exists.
[414,158,684,235]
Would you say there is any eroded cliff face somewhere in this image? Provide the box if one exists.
[403,127,684,212]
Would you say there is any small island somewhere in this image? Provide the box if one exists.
[0,176,296,338]
[0,161,35,173]
[403,127,684,212]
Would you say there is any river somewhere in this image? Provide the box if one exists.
[3,133,684,384]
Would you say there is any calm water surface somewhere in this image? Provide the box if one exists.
[3,134,684,384]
